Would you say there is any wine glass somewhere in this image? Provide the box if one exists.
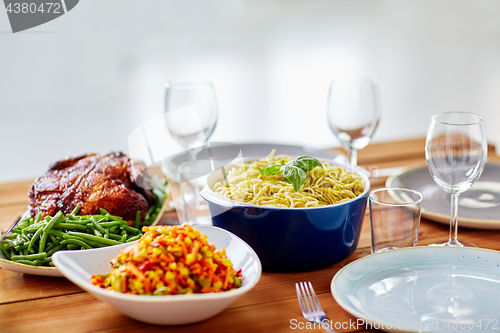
[164,78,218,223]
[425,112,487,247]
[165,78,218,152]
[326,76,381,165]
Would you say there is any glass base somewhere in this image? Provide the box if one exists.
[429,240,477,248]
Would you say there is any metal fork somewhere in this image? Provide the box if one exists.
[296,282,336,333]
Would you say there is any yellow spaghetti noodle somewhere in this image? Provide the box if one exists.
[212,150,365,208]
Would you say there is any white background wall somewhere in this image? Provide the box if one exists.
[1,0,500,182]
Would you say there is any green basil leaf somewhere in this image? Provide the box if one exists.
[282,165,307,192]
[296,156,323,172]
[258,164,283,176]
[285,159,307,170]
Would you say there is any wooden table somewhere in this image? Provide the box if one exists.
[1,137,500,332]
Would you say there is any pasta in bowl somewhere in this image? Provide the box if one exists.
[200,151,370,271]
[212,150,365,208]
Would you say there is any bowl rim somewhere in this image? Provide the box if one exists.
[53,225,262,302]
[201,157,371,211]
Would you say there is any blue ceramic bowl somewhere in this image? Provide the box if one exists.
[200,159,370,272]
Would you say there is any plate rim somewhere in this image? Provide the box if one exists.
[386,162,500,229]
[331,246,500,333]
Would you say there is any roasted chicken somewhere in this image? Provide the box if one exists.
[28,152,155,223]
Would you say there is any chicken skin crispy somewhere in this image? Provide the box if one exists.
[28,152,155,224]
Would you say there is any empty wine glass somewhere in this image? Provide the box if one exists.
[165,78,218,151]
[164,78,218,223]
[327,76,381,165]
[425,112,487,247]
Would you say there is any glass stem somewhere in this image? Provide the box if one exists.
[188,149,202,209]
[449,192,460,246]
[349,148,358,166]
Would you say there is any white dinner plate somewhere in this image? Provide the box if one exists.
[387,163,500,229]
[331,247,500,333]
[160,142,347,182]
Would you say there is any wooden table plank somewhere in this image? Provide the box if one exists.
[0,270,82,304]
[0,179,32,207]
[0,205,27,231]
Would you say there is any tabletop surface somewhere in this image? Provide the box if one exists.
[1,137,500,333]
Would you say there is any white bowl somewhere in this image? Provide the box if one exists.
[52,226,262,325]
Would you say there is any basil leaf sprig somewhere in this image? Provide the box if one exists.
[258,156,323,191]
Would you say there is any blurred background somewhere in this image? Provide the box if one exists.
[1,0,500,182]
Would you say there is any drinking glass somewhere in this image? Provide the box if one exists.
[326,76,381,165]
[164,79,218,217]
[369,188,422,254]
[425,112,487,247]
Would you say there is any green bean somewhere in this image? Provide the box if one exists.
[14,243,28,251]
[11,252,47,261]
[42,211,64,232]
[12,258,51,266]
[40,212,65,252]
[0,243,11,259]
[90,216,106,234]
[106,214,124,222]
[22,223,46,234]
[47,244,66,256]
[28,227,44,252]
[67,232,121,246]
[63,235,105,248]
[53,223,87,231]
[47,229,67,238]
[66,244,81,250]
[45,241,60,253]
[34,212,42,224]
[2,239,14,249]
[1,208,147,267]
[12,259,38,266]
[120,225,141,235]
[126,234,141,242]
[34,258,52,265]
[38,232,49,253]
[79,214,107,220]
[60,239,92,249]
[99,208,110,215]
[20,233,31,243]
[95,221,125,227]
[135,210,141,229]
[107,233,123,241]
[71,204,81,215]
